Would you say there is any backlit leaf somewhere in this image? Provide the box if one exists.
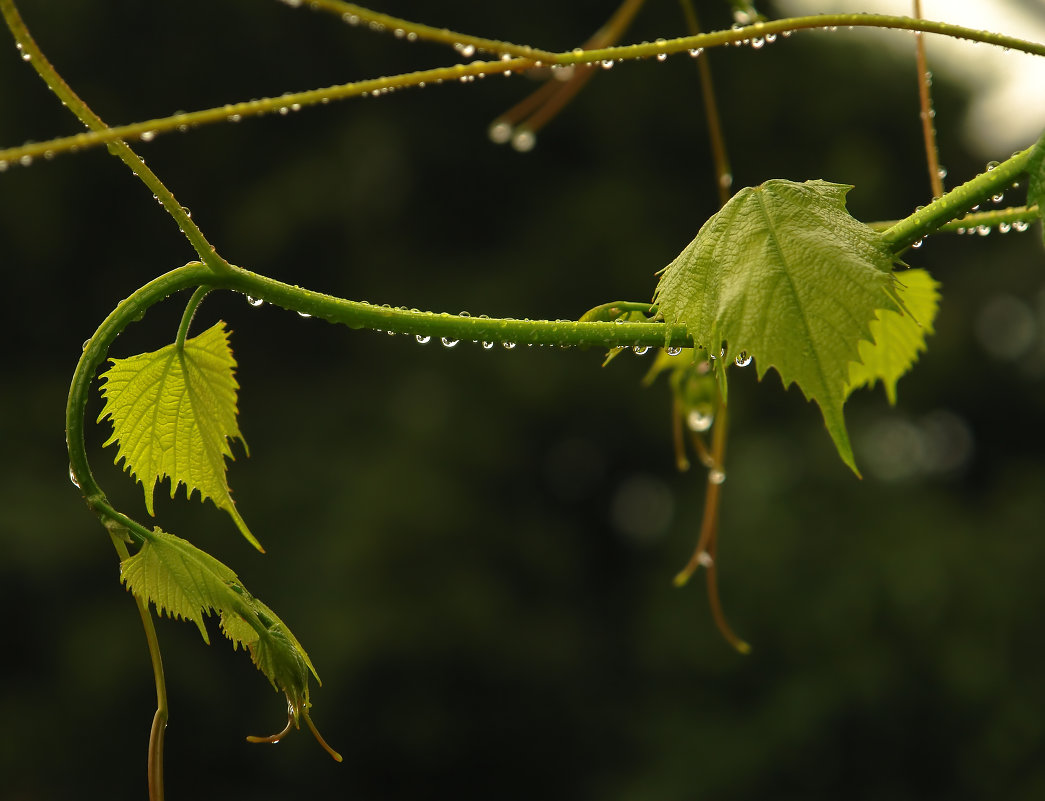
[97,321,260,550]
[846,268,940,404]
[121,528,319,712]
[653,179,900,474]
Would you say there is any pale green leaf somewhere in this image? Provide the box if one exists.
[653,179,900,474]
[846,268,940,404]
[97,321,260,550]
[121,528,319,709]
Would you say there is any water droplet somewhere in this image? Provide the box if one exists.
[21,50,31,62]
[911,238,924,249]
[765,33,777,43]
[688,47,704,57]
[511,129,536,152]
[488,121,512,144]
[666,346,683,356]
[140,130,157,142]
[734,351,752,367]
[0,160,8,172]
[298,310,311,318]
[976,225,991,236]
[708,468,726,484]
[656,52,668,61]
[633,345,650,355]
[993,192,1004,204]
[342,12,359,24]
[482,341,495,350]
[937,166,948,179]
[441,337,459,348]
[69,464,81,489]
[455,42,476,58]
[81,339,90,351]
[601,59,615,69]
[1013,220,1029,232]
[19,154,32,167]
[998,221,1011,234]
[686,409,714,432]
[985,160,1000,172]
[416,334,431,344]
[751,37,765,49]
[697,551,714,568]
[502,341,516,350]
[246,295,264,307]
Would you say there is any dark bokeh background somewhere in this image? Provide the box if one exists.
[2,1,1045,799]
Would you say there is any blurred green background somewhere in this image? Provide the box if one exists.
[2,1,1045,799]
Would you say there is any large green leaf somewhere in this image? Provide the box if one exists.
[653,179,900,474]
[846,268,940,404]
[97,321,260,550]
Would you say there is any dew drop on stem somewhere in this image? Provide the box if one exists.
[734,351,752,367]
[489,121,512,144]
[416,334,431,344]
[69,464,81,489]
[708,468,726,484]
[246,295,264,307]
[502,341,516,350]
[697,551,714,568]
[511,129,536,152]
[687,409,714,432]
[666,346,683,356]
[633,345,650,355]
[441,337,459,348]
[1013,220,1029,232]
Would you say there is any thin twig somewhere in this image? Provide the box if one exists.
[914,0,944,198]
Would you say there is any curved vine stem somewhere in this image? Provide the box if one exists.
[4,13,1044,167]
[0,0,231,275]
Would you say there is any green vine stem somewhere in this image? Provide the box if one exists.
[4,13,1044,167]
[880,148,1036,251]
[869,204,1039,234]
[0,0,230,275]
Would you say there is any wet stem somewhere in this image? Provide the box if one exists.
[673,398,751,654]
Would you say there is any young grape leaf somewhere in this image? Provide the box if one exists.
[120,528,324,743]
[1027,129,1045,244]
[846,268,940,404]
[653,179,900,474]
[97,321,261,551]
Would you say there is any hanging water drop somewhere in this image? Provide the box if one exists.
[489,121,512,144]
[481,341,495,350]
[688,48,703,57]
[69,464,81,489]
[246,295,264,307]
[666,346,683,356]
[601,59,614,69]
[502,341,516,350]
[985,160,1000,172]
[751,37,765,49]
[998,222,1011,234]
[992,192,1004,204]
[298,311,312,318]
[976,225,991,236]
[81,338,90,351]
[911,238,924,249]
[708,468,726,484]
[511,129,536,152]
[734,351,752,367]
[686,409,714,432]
[441,337,459,348]
[140,130,157,142]
[1013,220,1029,232]
[632,345,650,355]
[416,334,431,344]
[697,551,714,568]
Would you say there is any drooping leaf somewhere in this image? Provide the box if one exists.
[1027,129,1045,245]
[846,268,940,404]
[653,179,900,474]
[120,528,320,712]
[97,321,260,550]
